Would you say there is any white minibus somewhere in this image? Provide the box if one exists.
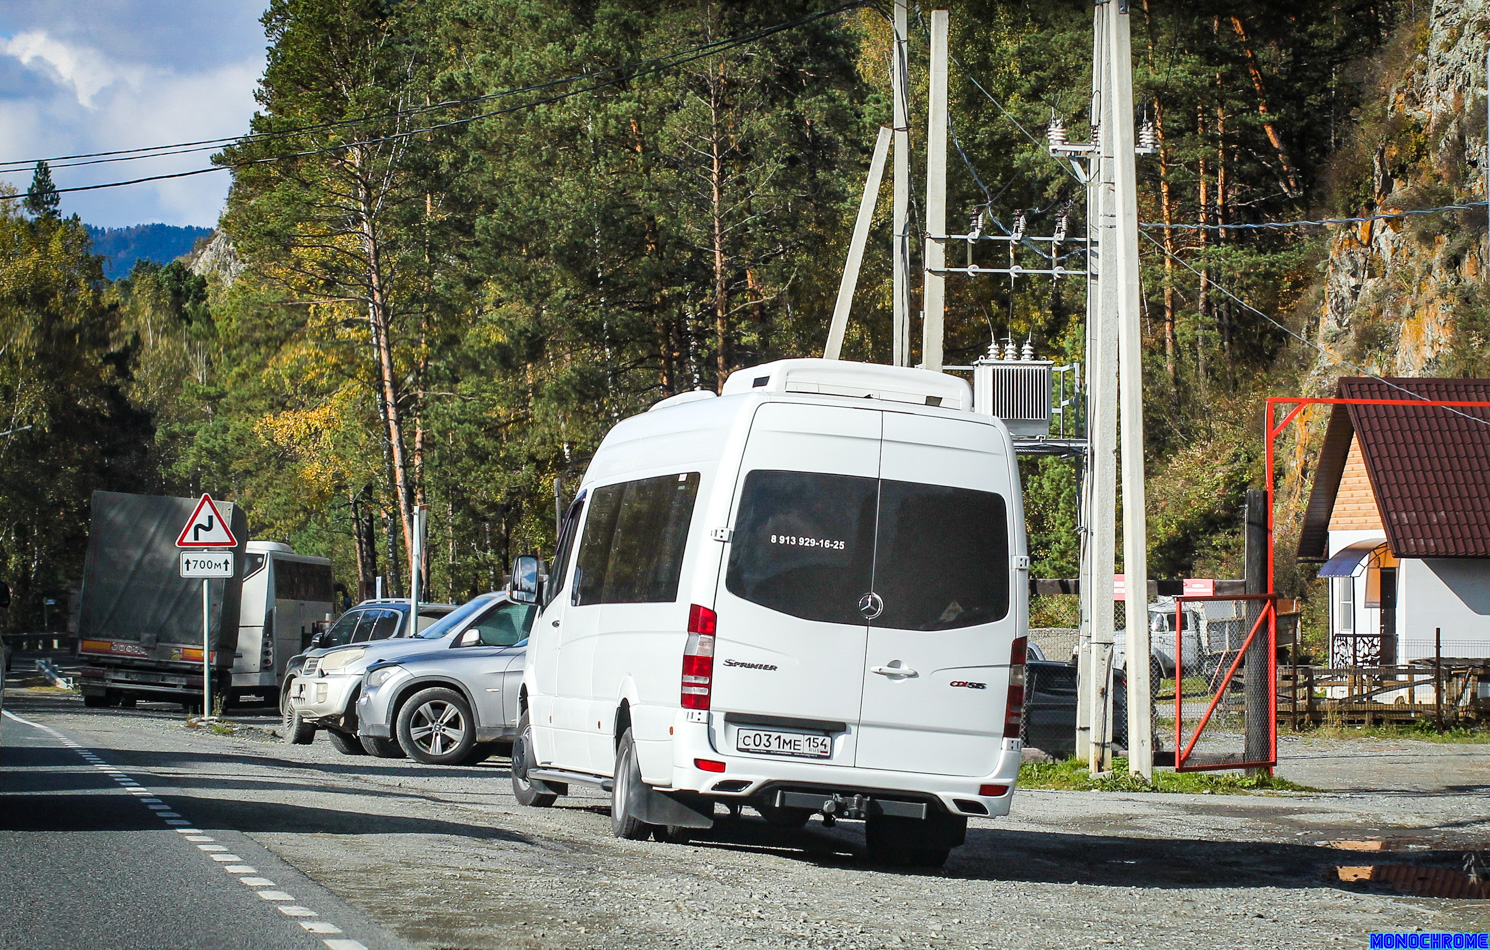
[510,359,1028,867]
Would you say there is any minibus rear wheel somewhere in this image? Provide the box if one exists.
[611,728,655,840]
[864,813,961,869]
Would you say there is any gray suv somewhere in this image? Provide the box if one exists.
[355,597,535,765]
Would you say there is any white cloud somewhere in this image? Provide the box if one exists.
[3,30,144,108]
[0,13,264,228]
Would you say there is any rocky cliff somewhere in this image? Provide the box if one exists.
[1308,0,1490,389]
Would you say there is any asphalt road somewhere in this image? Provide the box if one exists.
[0,701,411,950]
[1,664,1486,949]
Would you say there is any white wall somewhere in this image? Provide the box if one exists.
[1398,558,1490,662]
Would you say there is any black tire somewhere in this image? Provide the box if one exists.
[360,735,404,758]
[511,709,557,807]
[461,742,499,766]
[327,728,367,755]
[610,728,654,840]
[82,692,111,708]
[396,687,476,765]
[653,824,694,844]
[756,803,811,828]
[281,687,316,745]
[864,814,959,869]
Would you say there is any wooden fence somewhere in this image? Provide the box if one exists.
[1278,661,1490,728]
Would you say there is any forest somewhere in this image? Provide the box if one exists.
[0,0,1460,634]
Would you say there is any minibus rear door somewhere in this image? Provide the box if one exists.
[854,412,1014,777]
[711,403,879,767]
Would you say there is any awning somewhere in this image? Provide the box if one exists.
[1317,538,1388,577]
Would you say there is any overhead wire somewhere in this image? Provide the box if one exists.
[942,44,1490,427]
[1142,200,1490,230]
[0,9,854,175]
[0,2,870,197]
[1142,232,1490,428]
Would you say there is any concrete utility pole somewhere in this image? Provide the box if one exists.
[1084,0,1119,774]
[1108,0,1154,780]
[826,127,892,360]
[410,504,426,617]
[891,0,912,367]
[921,10,949,372]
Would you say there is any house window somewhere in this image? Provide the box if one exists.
[1336,576,1354,634]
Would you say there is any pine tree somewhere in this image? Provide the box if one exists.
[22,161,59,219]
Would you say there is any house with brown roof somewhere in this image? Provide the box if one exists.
[1297,378,1490,668]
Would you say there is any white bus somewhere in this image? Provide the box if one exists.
[232,541,336,702]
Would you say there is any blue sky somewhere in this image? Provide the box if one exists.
[0,1,267,229]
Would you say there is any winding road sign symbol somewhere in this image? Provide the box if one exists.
[176,494,237,548]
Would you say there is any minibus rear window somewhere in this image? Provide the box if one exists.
[574,473,700,605]
[725,470,877,625]
[873,481,1009,630]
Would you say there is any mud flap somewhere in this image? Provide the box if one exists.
[631,787,715,829]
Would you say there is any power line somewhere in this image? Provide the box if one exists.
[0,3,868,195]
[0,12,837,175]
[1142,231,1490,429]
[1141,200,1490,230]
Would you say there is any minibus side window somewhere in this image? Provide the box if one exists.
[574,473,700,605]
[545,495,586,609]
[725,470,877,625]
[872,481,1009,630]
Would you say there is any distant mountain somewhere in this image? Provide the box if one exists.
[86,224,213,279]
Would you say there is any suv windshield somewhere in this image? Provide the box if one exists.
[416,594,498,639]
[319,609,371,649]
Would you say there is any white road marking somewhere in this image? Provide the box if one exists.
[3,707,372,950]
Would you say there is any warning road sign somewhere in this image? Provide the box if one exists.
[176,494,238,548]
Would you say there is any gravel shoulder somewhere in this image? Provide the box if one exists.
[5,686,1487,949]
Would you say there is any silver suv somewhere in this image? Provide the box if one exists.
[355,598,535,765]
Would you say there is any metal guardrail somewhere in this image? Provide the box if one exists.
[2,632,75,652]
[34,658,74,690]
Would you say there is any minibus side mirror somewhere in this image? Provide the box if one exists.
[509,555,541,604]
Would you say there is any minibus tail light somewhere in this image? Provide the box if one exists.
[681,604,717,710]
[1003,635,1027,739]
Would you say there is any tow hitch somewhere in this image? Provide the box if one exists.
[773,789,928,825]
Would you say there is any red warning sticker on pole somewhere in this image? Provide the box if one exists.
[176,494,237,548]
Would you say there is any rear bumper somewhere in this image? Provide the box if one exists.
[80,663,217,699]
[665,711,1021,818]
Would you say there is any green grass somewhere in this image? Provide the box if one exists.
[1290,720,1490,744]
[1019,756,1317,794]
